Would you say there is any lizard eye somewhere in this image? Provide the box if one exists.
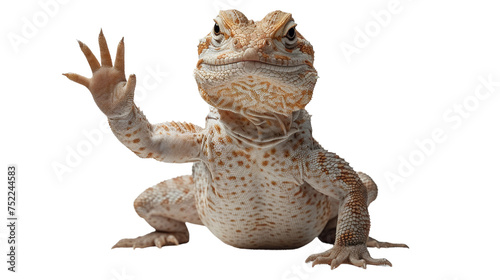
[211,20,225,46]
[283,23,298,49]
[286,27,296,40]
[213,23,221,35]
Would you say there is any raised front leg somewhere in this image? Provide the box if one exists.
[64,30,204,163]
[302,150,394,269]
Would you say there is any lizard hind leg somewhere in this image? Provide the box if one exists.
[112,175,203,249]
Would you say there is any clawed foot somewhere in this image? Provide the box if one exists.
[367,237,409,249]
[305,244,392,269]
[112,231,189,249]
[64,30,136,118]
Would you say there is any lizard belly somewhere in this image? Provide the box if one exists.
[193,162,333,249]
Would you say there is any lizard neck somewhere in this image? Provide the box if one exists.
[217,108,302,148]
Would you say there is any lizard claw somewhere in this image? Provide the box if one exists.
[367,237,409,249]
[64,30,135,117]
[112,231,188,249]
[306,244,392,269]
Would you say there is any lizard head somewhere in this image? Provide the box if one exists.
[194,10,318,116]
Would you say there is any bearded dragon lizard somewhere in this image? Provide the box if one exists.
[64,10,407,269]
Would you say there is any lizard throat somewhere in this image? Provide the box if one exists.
[194,64,317,115]
[217,109,303,148]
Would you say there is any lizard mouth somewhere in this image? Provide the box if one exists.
[201,58,308,67]
[197,59,311,74]
[197,47,313,71]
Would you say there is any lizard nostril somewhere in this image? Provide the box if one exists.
[233,39,239,47]
[256,39,272,49]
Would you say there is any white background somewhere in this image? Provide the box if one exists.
[1,0,500,279]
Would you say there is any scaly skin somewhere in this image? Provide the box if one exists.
[64,10,407,269]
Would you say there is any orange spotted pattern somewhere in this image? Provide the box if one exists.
[194,10,318,115]
[96,9,402,268]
